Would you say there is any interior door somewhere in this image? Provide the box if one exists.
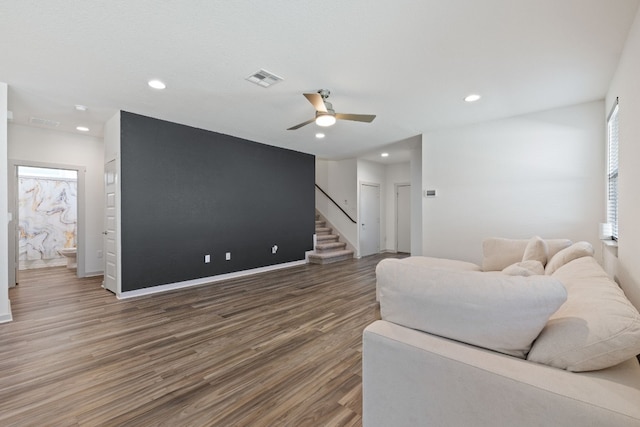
[359,183,380,257]
[103,160,118,294]
[396,184,411,253]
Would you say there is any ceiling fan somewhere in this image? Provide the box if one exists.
[287,89,376,130]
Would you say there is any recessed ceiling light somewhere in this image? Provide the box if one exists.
[74,104,88,111]
[381,152,389,158]
[148,79,166,90]
[315,133,325,139]
[464,94,481,103]
[76,126,90,132]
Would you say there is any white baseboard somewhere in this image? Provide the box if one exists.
[0,300,13,323]
[117,260,307,300]
[83,270,104,278]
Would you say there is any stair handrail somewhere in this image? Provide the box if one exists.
[315,184,357,224]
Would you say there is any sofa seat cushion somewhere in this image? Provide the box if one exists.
[528,256,640,372]
[482,237,572,271]
[502,260,545,276]
[376,258,567,358]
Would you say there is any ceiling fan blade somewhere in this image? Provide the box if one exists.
[335,113,376,123]
[303,93,327,113]
[287,117,316,130]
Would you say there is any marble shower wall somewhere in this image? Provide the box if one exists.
[19,177,77,267]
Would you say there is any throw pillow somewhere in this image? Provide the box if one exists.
[502,260,544,276]
[522,236,548,265]
[528,256,640,371]
[544,241,594,275]
[376,258,567,358]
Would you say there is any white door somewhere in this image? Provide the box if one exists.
[103,160,118,294]
[396,184,411,253]
[360,183,380,257]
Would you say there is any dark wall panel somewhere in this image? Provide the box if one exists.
[120,111,315,292]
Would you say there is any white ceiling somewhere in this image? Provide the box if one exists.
[1,0,638,163]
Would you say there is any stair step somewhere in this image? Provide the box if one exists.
[315,241,347,252]
[315,226,332,235]
[316,234,339,243]
[315,220,326,227]
[308,249,354,265]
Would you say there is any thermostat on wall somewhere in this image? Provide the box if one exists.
[424,189,437,198]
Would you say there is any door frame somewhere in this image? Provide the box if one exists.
[8,159,86,284]
[358,181,381,258]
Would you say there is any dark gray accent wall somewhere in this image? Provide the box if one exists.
[120,111,315,292]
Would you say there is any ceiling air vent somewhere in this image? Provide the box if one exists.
[245,69,284,88]
[30,117,61,127]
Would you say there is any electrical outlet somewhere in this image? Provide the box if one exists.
[272,245,278,254]
[204,254,210,263]
[225,252,231,261]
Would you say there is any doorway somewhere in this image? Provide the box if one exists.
[8,160,86,286]
[359,183,380,257]
[396,184,411,253]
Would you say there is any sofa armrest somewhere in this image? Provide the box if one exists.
[363,320,640,427]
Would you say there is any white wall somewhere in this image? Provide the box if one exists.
[606,5,640,310]
[8,124,105,276]
[315,158,358,249]
[421,100,605,265]
[384,162,411,252]
[0,82,10,322]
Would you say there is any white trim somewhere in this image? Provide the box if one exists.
[116,259,307,299]
[0,300,12,323]
[8,159,87,279]
[84,270,104,277]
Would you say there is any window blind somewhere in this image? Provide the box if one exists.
[607,100,619,240]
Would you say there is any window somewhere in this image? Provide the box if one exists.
[607,99,619,240]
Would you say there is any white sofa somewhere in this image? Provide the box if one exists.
[364,237,640,426]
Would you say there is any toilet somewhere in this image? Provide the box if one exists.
[58,247,77,269]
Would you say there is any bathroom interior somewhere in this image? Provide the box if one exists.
[17,166,78,271]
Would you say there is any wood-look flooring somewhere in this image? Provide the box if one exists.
[1,253,405,426]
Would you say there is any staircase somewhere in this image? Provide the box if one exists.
[308,215,355,265]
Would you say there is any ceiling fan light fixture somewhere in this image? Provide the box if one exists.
[315,114,336,127]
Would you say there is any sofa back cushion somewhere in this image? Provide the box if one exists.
[544,241,594,275]
[482,237,572,271]
[376,258,567,358]
[528,256,640,371]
